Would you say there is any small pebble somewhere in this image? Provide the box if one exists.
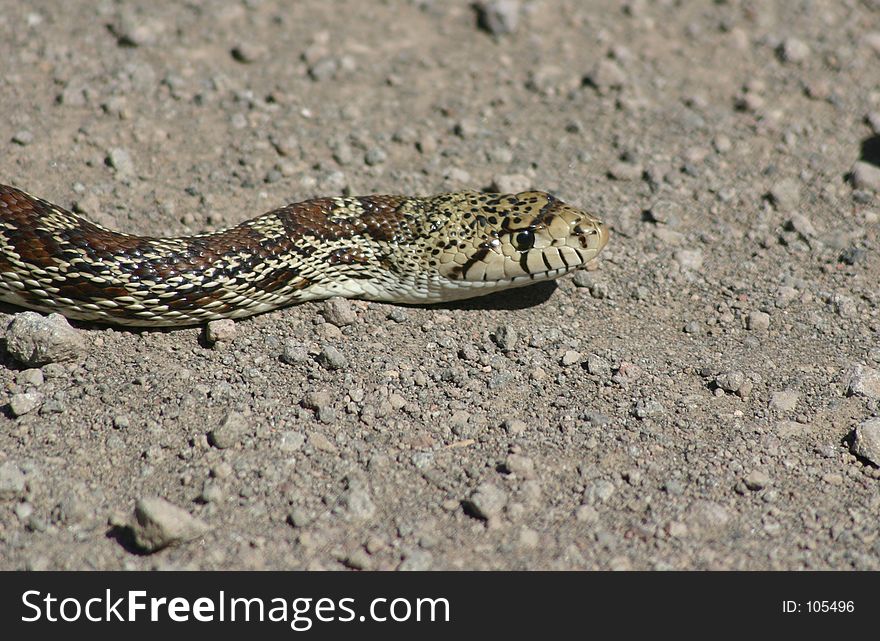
[15,502,33,521]
[586,354,611,377]
[280,340,310,364]
[572,271,596,288]
[416,134,438,155]
[767,178,801,211]
[586,59,627,91]
[11,130,33,146]
[674,248,703,271]
[398,549,433,571]
[278,431,305,453]
[129,497,210,552]
[205,319,236,344]
[475,0,521,36]
[0,462,27,500]
[491,174,531,193]
[561,350,581,367]
[583,479,615,504]
[308,431,337,452]
[9,392,42,417]
[778,37,809,63]
[863,31,880,55]
[645,201,680,225]
[575,504,600,524]
[309,57,338,81]
[454,118,480,139]
[16,369,44,387]
[340,475,376,521]
[647,196,679,220]
[684,500,731,539]
[504,454,535,479]
[387,308,408,323]
[59,79,87,106]
[272,134,300,158]
[464,482,508,520]
[663,480,685,496]
[839,247,867,266]
[502,418,527,435]
[287,507,313,528]
[445,167,472,185]
[713,134,732,153]
[106,147,135,177]
[321,298,357,326]
[736,91,765,113]
[769,390,799,412]
[211,462,233,479]
[208,411,249,449]
[519,527,540,547]
[54,495,90,525]
[492,324,518,351]
[364,147,387,166]
[343,550,374,571]
[231,42,267,63]
[786,214,816,239]
[633,399,664,419]
[775,286,799,308]
[581,410,611,427]
[744,470,771,491]
[851,161,880,191]
[111,14,163,46]
[302,390,332,413]
[822,473,843,486]
[683,321,701,334]
[317,344,347,370]
[747,311,771,331]
[715,370,745,394]
[607,161,643,181]
[199,482,224,504]
[866,112,880,135]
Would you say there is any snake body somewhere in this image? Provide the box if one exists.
[0,184,608,326]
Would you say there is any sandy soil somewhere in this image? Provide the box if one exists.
[1,0,879,570]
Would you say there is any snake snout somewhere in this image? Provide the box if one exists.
[574,216,609,258]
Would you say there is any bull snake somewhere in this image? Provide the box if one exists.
[0,184,608,326]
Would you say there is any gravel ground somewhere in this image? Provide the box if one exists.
[1,0,879,570]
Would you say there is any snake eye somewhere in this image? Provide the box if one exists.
[514,230,535,251]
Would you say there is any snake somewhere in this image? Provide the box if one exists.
[0,183,609,327]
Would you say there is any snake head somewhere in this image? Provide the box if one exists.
[428,191,608,298]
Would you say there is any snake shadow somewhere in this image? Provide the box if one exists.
[421,280,559,311]
[859,135,880,166]
[847,134,880,184]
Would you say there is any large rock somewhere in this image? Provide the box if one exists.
[851,418,880,466]
[6,312,86,366]
[847,365,880,399]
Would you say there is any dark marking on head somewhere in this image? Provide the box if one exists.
[459,246,491,279]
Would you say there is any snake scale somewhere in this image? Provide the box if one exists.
[0,183,608,327]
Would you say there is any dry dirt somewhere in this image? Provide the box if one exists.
[1,0,880,570]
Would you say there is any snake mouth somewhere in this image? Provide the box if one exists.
[435,223,608,300]
[515,217,608,280]
[436,212,608,291]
